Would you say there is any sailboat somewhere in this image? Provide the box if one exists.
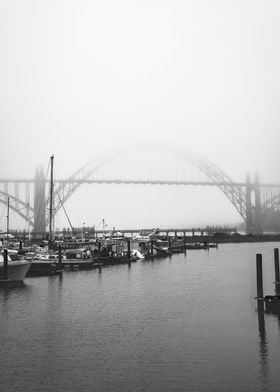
[27,155,63,276]
[0,198,32,282]
[0,253,32,282]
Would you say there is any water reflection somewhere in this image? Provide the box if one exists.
[257,301,280,391]
[0,281,25,292]
[0,281,30,299]
[257,309,269,391]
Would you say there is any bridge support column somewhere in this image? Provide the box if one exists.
[33,166,46,236]
[246,173,263,235]
[246,174,253,234]
[254,173,263,234]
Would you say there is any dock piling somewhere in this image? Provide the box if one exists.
[274,248,280,295]
[256,253,264,312]
[3,249,8,280]
[127,240,130,260]
[58,245,63,272]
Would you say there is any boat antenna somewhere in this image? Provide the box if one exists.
[49,155,54,243]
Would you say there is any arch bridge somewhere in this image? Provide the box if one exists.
[1,146,280,235]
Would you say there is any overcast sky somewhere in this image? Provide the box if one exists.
[1,0,280,231]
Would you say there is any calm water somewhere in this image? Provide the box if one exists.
[1,243,280,392]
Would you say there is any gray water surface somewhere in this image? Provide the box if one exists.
[1,243,280,392]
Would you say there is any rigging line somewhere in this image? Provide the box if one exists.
[45,159,51,180]
[56,192,74,232]
[0,204,5,221]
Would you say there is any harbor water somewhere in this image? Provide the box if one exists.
[1,242,280,392]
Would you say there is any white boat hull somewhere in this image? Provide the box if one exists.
[0,260,32,282]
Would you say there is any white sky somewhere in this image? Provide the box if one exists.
[1,0,280,230]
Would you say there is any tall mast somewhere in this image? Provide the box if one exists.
[49,155,54,241]
[6,197,9,243]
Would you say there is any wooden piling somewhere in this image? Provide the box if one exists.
[127,240,130,260]
[3,249,8,280]
[58,245,63,272]
[256,253,264,312]
[274,248,280,295]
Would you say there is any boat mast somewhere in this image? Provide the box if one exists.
[6,197,9,244]
[49,155,54,242]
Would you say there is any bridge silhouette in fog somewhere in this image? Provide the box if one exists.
[1,145,280,235]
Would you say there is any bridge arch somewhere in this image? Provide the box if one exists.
[0,145,266,232]
[0,199,33,228]
[47,145,248,226]
[0,191,33,227]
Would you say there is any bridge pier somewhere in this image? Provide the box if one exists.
[246,174,253,234]
[33,167,46,236]
[254,173,263,234]
[246,173,263,235]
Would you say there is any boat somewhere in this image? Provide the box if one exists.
[62,248,101,270]
[184,242,218,250]
[0,198,32,283]
[168,239,186,253]
[152,239,171,255]
[185,242,209,250]
[132,228,160,242]
[0,252,32,282]
[27,253,61,276]
[26,155,64,277]
[90,239,137,266]
[130,249,145,260]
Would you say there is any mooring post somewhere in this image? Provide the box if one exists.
[256,253,264,312]
[127,240,130,260]
[150,240,154,256]
[274,248,280,295]
[58,245,63,271]
[3,249,8,280]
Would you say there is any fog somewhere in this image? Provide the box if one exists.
[1,0,280,231]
